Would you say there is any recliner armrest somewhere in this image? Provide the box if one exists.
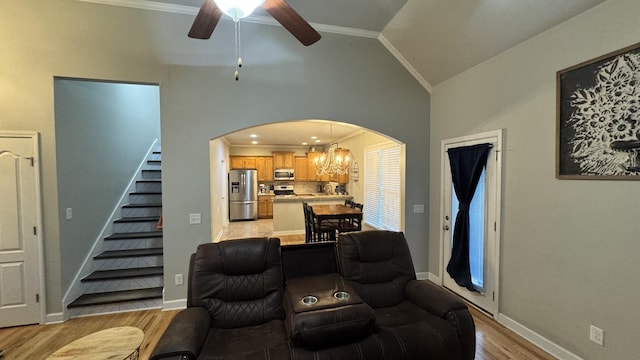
[150,307,211,360]
[405,279,467,317]
[406,280,476,360]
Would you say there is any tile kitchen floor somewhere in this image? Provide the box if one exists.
[220,219,305,245]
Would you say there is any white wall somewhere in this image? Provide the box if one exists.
[429,0,640,358]
[209,138,230,242]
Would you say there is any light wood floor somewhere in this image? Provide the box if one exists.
[0,221,553,359]
[0,306,554,360]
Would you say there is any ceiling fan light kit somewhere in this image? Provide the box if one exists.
[189,0,321,81]
[214,0,265,22]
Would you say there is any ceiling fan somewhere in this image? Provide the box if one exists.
[188,0,321,46]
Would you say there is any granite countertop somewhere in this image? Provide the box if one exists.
[273,194,353,202]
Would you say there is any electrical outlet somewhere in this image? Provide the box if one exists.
[189,213,201,224]
[175,274,184,285]
[589,325,604,346]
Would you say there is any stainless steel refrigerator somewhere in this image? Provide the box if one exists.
[228,169,258,221]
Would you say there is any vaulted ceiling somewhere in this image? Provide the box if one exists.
[143,0,606,87]
[86,0,607,145]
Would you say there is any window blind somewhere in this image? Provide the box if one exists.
[364,144,400,231]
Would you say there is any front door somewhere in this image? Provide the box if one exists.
[441,130,502,316]
[0,133,42,327]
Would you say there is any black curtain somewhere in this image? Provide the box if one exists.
[446,143,491,292]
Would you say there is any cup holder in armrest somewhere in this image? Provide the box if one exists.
[333,291,350,301]
[301,295,318,306]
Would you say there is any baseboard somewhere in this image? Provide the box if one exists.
[163,298,187,311]
[45,312,65,324]
[427,272,441,284]
[415,272,429,280]
[498,313,584,360]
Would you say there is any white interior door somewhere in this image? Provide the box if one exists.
[440,130,502,316]
[0,133,42,327]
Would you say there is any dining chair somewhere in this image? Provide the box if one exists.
[302,203,314,243]
[308,205,336,241]
[337,202,363,233]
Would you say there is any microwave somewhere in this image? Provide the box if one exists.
[274,169,295,181]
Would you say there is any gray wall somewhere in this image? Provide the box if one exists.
[0,1,428,314]
[429,0,640,358]
[160,30,430,302]
[54,79,160,291]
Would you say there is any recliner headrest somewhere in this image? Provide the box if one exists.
[217,237,277,275]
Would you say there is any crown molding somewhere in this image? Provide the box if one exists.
[378,33,432,93]
[77,0,197,15]
[76,0,379,38]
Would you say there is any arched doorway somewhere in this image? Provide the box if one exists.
[208,119,405,242]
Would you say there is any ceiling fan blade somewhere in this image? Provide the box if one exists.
[262,0,321,46]
[188,0,222,39]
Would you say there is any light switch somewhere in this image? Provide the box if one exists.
[66,208,73,220]
[189,213,201,224]
[175,274,184,285]
[413,204,425,213]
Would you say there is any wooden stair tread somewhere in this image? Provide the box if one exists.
[105,231,163,240]
[94,248,163,259]
[114,216,160,223]
[122,203,162,208]
[82,266,163,282]
[68,287,163,308]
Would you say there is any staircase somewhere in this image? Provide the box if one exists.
[68,147,164,317]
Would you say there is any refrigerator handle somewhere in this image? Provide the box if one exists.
[241,173,245,186]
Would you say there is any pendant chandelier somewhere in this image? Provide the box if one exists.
[314,144,350,177]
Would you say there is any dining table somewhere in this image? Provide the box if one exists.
[311,204,363,232]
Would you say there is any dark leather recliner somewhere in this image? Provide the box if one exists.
[151,237,288,360]
[337,230,476,360]
[151,232,475,360]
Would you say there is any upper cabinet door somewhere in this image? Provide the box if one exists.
[294,156,308,181]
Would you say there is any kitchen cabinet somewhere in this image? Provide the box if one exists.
[230,156,245,169]
[273,152,294,169]
[256,156,273,182]
[231,156,272,181]
[306,152,323,181]
[258,195,274,219]
[230,156,256,169]
[294,156,308,181]
[331,171,350,184]
[244,156,257,169]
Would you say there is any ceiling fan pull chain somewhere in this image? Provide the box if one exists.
[234,20,241,81]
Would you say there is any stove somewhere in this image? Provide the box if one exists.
[274,185,295,196]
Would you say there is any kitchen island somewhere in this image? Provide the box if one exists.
[272,194,353,235]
